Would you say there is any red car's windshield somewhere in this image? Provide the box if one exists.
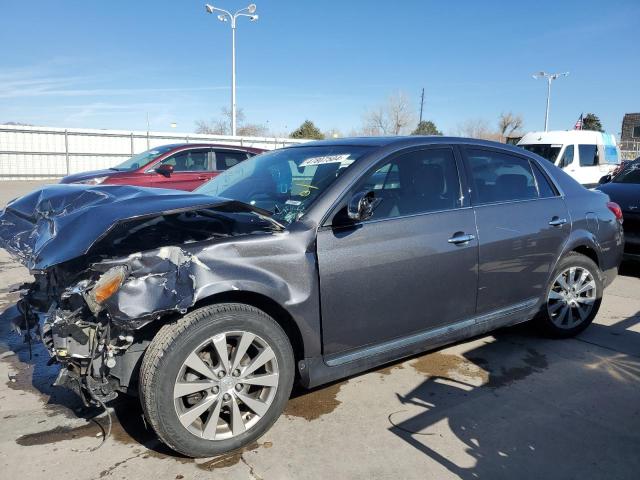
[111,145,176,171]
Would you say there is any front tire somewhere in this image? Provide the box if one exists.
[139,303,294,458]
[536,252,603,338]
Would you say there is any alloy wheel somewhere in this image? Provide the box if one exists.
[547,266,597,329]
[173,330,279,440]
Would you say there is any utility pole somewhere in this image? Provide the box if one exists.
[419,88,425,124]
[205,3,259,136]
[532,71,569,131]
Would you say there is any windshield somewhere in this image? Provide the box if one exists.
[613,162,640,184]
[112,145,176,171]
[196,145,372,225]
[520,144,562,163]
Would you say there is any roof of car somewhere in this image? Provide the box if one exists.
[158,143,265,153]
[287,135,528,153]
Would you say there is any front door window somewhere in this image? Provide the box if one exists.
[158,149,210,172]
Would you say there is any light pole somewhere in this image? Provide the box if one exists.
[532,71,569,132]
[205,3,259,136]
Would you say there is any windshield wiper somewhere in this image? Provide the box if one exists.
[206,200,286,231]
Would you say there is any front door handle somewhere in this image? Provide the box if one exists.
[549,217,567,227]
[448,233,476,245]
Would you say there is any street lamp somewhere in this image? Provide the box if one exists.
[205,3,259,136]
[532,71,569,132]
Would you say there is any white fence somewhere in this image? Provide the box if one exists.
[620,140,640,161]
[0,125,309,180]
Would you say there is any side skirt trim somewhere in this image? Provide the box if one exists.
[325,298,538,367]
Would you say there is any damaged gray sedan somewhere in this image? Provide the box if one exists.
[0,137,623,457]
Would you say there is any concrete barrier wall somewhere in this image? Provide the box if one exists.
[0,125,309,180]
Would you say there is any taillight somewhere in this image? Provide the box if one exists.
[607,201,623,223]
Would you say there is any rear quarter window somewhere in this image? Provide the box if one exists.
[530,161,558,198]
[216,151,249,170]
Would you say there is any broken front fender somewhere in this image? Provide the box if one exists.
[95,238,313,329]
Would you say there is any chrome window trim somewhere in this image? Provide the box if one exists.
[471,195,564,209]
[326,205,474,230]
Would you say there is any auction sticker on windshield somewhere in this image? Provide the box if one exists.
[300,154,353,167]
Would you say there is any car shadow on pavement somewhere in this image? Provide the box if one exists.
[388,318,640,479]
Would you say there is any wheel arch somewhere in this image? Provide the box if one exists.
[191,290,306,365]
[561,229,603,268]
[571,244,600,267]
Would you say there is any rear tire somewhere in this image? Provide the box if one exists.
[536,252,603,338]
[139,303,294,458]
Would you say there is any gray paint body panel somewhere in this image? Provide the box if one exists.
[317,208,478,356]
[0,136,624,392]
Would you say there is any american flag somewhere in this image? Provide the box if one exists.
[574,113,583,130]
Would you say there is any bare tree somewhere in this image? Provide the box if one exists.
[195,118,228,135]
[387,92,415,135]
[195,107,267,136]
[323,127,343,139]
[498,112,524,141]
[362,92,416,136]
[455,118,500,141]
[237,123,268,137]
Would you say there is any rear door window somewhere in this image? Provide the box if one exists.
[466,149,540,204]
[578,145,598,167]
[216,151,249,170]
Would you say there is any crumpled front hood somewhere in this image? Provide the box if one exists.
[0,184,258,271]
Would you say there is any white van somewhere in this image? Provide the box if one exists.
[517,130,621,186]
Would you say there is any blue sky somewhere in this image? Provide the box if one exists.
[1,0,638,136]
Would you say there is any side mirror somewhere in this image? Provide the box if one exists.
[156,164,174,177]
[347,190,377,222]
[598,174,611,185]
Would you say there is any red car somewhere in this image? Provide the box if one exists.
[60,143,265,191]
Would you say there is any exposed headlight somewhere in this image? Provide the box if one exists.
[86,266,128,311]
[76,176,108,185]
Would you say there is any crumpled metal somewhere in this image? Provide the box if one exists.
[0,184,269,271]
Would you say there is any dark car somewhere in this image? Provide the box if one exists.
[60,143,265,191]
[0,137,623,457]
[597,159,640,260]
[597,156,640,184]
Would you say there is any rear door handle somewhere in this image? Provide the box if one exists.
[549,217,567,227]
[448,233,476,245]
